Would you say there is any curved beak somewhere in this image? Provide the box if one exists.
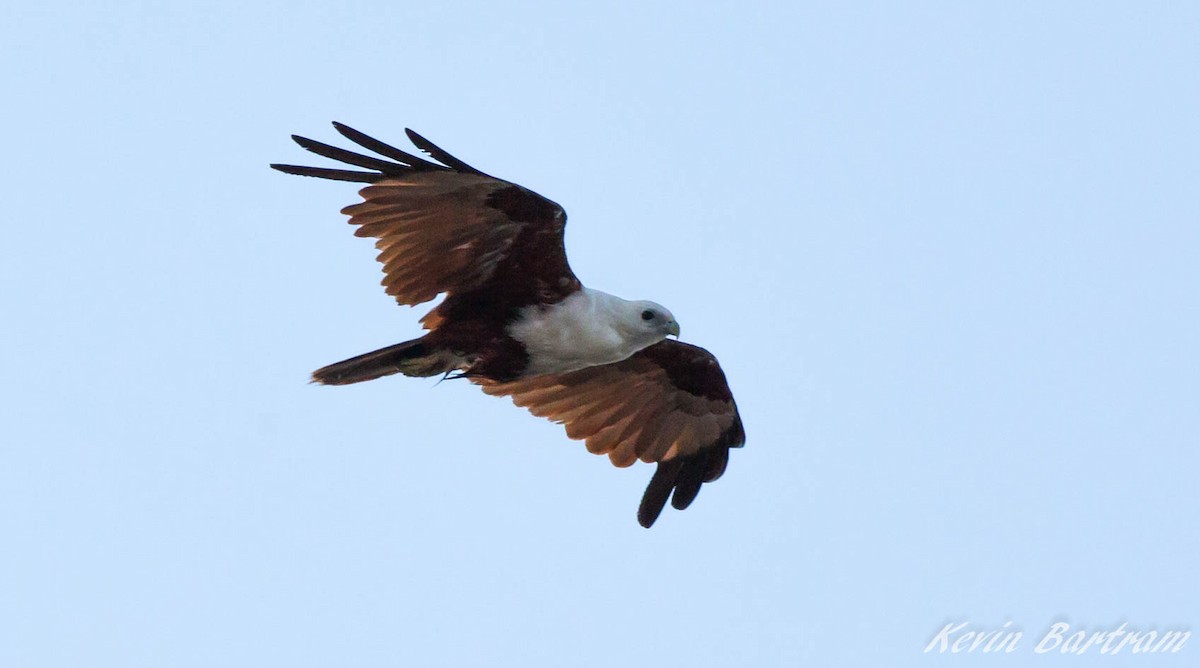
[666,320,681,338]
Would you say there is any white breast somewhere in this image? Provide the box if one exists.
[508,288,649,377]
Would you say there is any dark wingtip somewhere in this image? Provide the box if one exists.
[269,163,379,182]
[292,134,317,148]
[404,128,433,157]
[331,123,446,171]
[329,121,363,143]
[270,162,311,175]
[670,465,705,511]
[637,500,664,529]
[403,128,487,176]
[637,460,683,528]
[636,446,735,527]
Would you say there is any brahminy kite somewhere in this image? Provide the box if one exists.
[272,123,744,527]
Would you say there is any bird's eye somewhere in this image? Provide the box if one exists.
[641,310,655,321]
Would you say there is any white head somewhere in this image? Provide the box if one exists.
[616,299,680,348]
[509,288,681,376]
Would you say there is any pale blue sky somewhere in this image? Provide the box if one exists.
[2,2,1197,666]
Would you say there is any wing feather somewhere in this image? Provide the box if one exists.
[270,164,378,182]
[404,128,487,176]
[565,385,652,438]
[332,122,445,171]
[291,135,408,175]
[476,340,744,527]
[273,123,579,311]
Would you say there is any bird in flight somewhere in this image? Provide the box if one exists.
[272,123,744,527]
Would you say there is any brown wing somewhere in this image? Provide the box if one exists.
[476,340,745,528]
[272,123,577,308]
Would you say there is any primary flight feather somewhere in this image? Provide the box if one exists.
[272,123,744,527]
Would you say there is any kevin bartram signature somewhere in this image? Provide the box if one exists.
[924,621,1189,655]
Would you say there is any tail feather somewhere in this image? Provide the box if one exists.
[311,337,457,385]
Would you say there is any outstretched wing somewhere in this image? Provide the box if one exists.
[272,123,578,307]
[477,340,744,528]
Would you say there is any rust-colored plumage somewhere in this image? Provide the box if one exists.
[273,123,744,527]
[478,340,743,527]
